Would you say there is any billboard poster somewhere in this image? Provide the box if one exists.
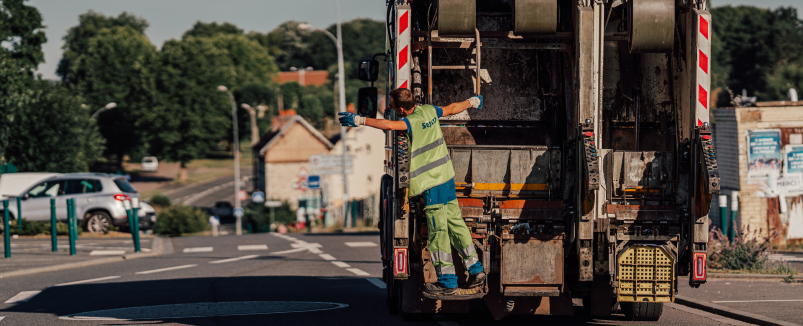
[747,129,781,186]
[784,145,803,174]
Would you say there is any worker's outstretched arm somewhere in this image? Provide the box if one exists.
[441,95,484,117]
[338,112,407,130]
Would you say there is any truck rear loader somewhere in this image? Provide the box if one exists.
[355,0,719,321]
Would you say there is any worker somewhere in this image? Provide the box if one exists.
[338,88,485,296]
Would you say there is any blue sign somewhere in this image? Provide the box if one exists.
[308,175,321,189]
[233,207,244,218]
[252,191,265,204]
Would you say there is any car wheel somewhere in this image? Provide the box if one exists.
[85,211,112,233]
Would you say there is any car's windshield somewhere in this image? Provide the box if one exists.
[113,178,137,193]
[143,159,154,163]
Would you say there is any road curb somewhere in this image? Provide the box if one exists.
[0,237,168,280]
[675,295,802,326]
[710,273,791,280]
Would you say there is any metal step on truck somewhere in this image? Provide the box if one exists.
[354,0,719,321]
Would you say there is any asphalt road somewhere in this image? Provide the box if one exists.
[163,168,252,211]
[0,232,754,325]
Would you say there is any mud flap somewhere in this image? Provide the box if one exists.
[483,273,574,320]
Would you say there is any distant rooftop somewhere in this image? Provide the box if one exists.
[275,70,329,86]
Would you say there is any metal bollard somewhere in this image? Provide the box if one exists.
[67,198,76,255]
[718,195,727,238]
[3,200,10,258]
[131,198,140,253]
[730,191,739,241]
[16,196,22,231]
[50,198,57,252]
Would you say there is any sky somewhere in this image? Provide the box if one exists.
[28,0,802,80]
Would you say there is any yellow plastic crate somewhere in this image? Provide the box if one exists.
[616,245,674,303]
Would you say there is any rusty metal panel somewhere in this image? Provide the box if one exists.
[451,148,472,184]
[458,198,484,218]
[501,237,564,287]
[606,205,679,221]
[510,150,552,184]
[611,151,674,193]
[500,200,563,220]
[471,150,510,191]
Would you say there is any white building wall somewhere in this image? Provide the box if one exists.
[324,126,387,219]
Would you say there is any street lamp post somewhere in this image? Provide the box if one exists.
[298,0,350,227]
[241,103,267,146]
[218,85,242,236]
[90,102,117,119]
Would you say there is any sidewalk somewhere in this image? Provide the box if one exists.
[0,236,159,275]
[677,277,803,326]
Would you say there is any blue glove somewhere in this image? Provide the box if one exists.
[338,112,365,127]
[468,95,483,110]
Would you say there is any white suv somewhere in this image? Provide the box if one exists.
[0,173,156,233]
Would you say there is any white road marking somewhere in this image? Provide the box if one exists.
[0,316,4,321]
[712,299,803,303]
[89,250,126,256]
[268,247,309,255]
[135,264,197,275]
[183,247,213,253]
[56,276,121,287]
[319,254,336,260]
[5,291,41,303]
[332,261,351,268]
[238,245,268,251]
[346,268,370,276]
[291,242,322,254]
[344,242,378,248]
[209,255,260,264]
[365,278,386,289]
[770,254,803,262]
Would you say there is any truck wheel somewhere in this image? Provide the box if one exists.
[620,302,663,321]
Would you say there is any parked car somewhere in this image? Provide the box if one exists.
[141,156,159,173]
[0,173,156,233]
[214,201,234,220]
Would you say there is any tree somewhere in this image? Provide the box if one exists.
[4,81,105,173]
[234,83,276,143]
[57,11,149,83]
[183,21,243,39]
[60,25,159,168]
[149,34,278,171]
[0,0,47,71]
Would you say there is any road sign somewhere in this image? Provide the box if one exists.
[252,191,265,203]
[310,168,353,175]
[309,155,353,169]
[296,177,308,191]
[237,190,248,202]
[308,175,321,189]
[297,166,309,178]
[233,207,244,218]
[265,201,282,208]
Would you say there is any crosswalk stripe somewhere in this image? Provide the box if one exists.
[346,268,370,276]
[90,250,126,256]
[365,278,386,289]
[319,254,336,260]
[344,242,378,248]
[209,255,260,264]
[5,291,40,304]
[237,245,268,251]
[136,264,197,275]
[183,247,213,253]
[332,261,351,268]
[56,276,120,287]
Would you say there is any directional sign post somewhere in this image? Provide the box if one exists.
[252,191,265,204]
[264,201,282,233]
[310,154,354,175]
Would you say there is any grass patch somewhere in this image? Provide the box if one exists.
[709,226,799,276]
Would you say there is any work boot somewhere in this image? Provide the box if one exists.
[465,271,486,289]
[424,283,458,296]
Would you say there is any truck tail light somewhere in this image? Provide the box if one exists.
[692,252,707,281]
[394,248,408,276]
[114,194,131,201]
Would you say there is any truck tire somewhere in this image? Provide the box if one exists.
[620,302,663,321]
[386,271,399,314]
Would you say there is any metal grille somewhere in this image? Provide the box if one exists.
[617,245,674,302]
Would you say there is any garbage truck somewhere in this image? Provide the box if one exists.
[354,0,719,321]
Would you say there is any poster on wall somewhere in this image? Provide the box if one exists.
[784,145,803,174]
[747,129,781,186]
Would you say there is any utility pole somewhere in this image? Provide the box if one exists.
[218,85,242,236]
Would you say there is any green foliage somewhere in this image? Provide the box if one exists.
[153,204,209,236]
[0,0,47,71]
[149,33,278,164]
[244,200,295,232]
[708,226,776,271]
[711,5,803,102]
[149,194,172,207]
[183,21,243,39]
[57,10,149,82]
[60,24,158,166]
[4,80,105,172]
[233,83,276,141]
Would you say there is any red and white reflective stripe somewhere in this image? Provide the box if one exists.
[395,5,411,90]
[696,10,711,127]
[394,248,408,275]
[692,252,707,281]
